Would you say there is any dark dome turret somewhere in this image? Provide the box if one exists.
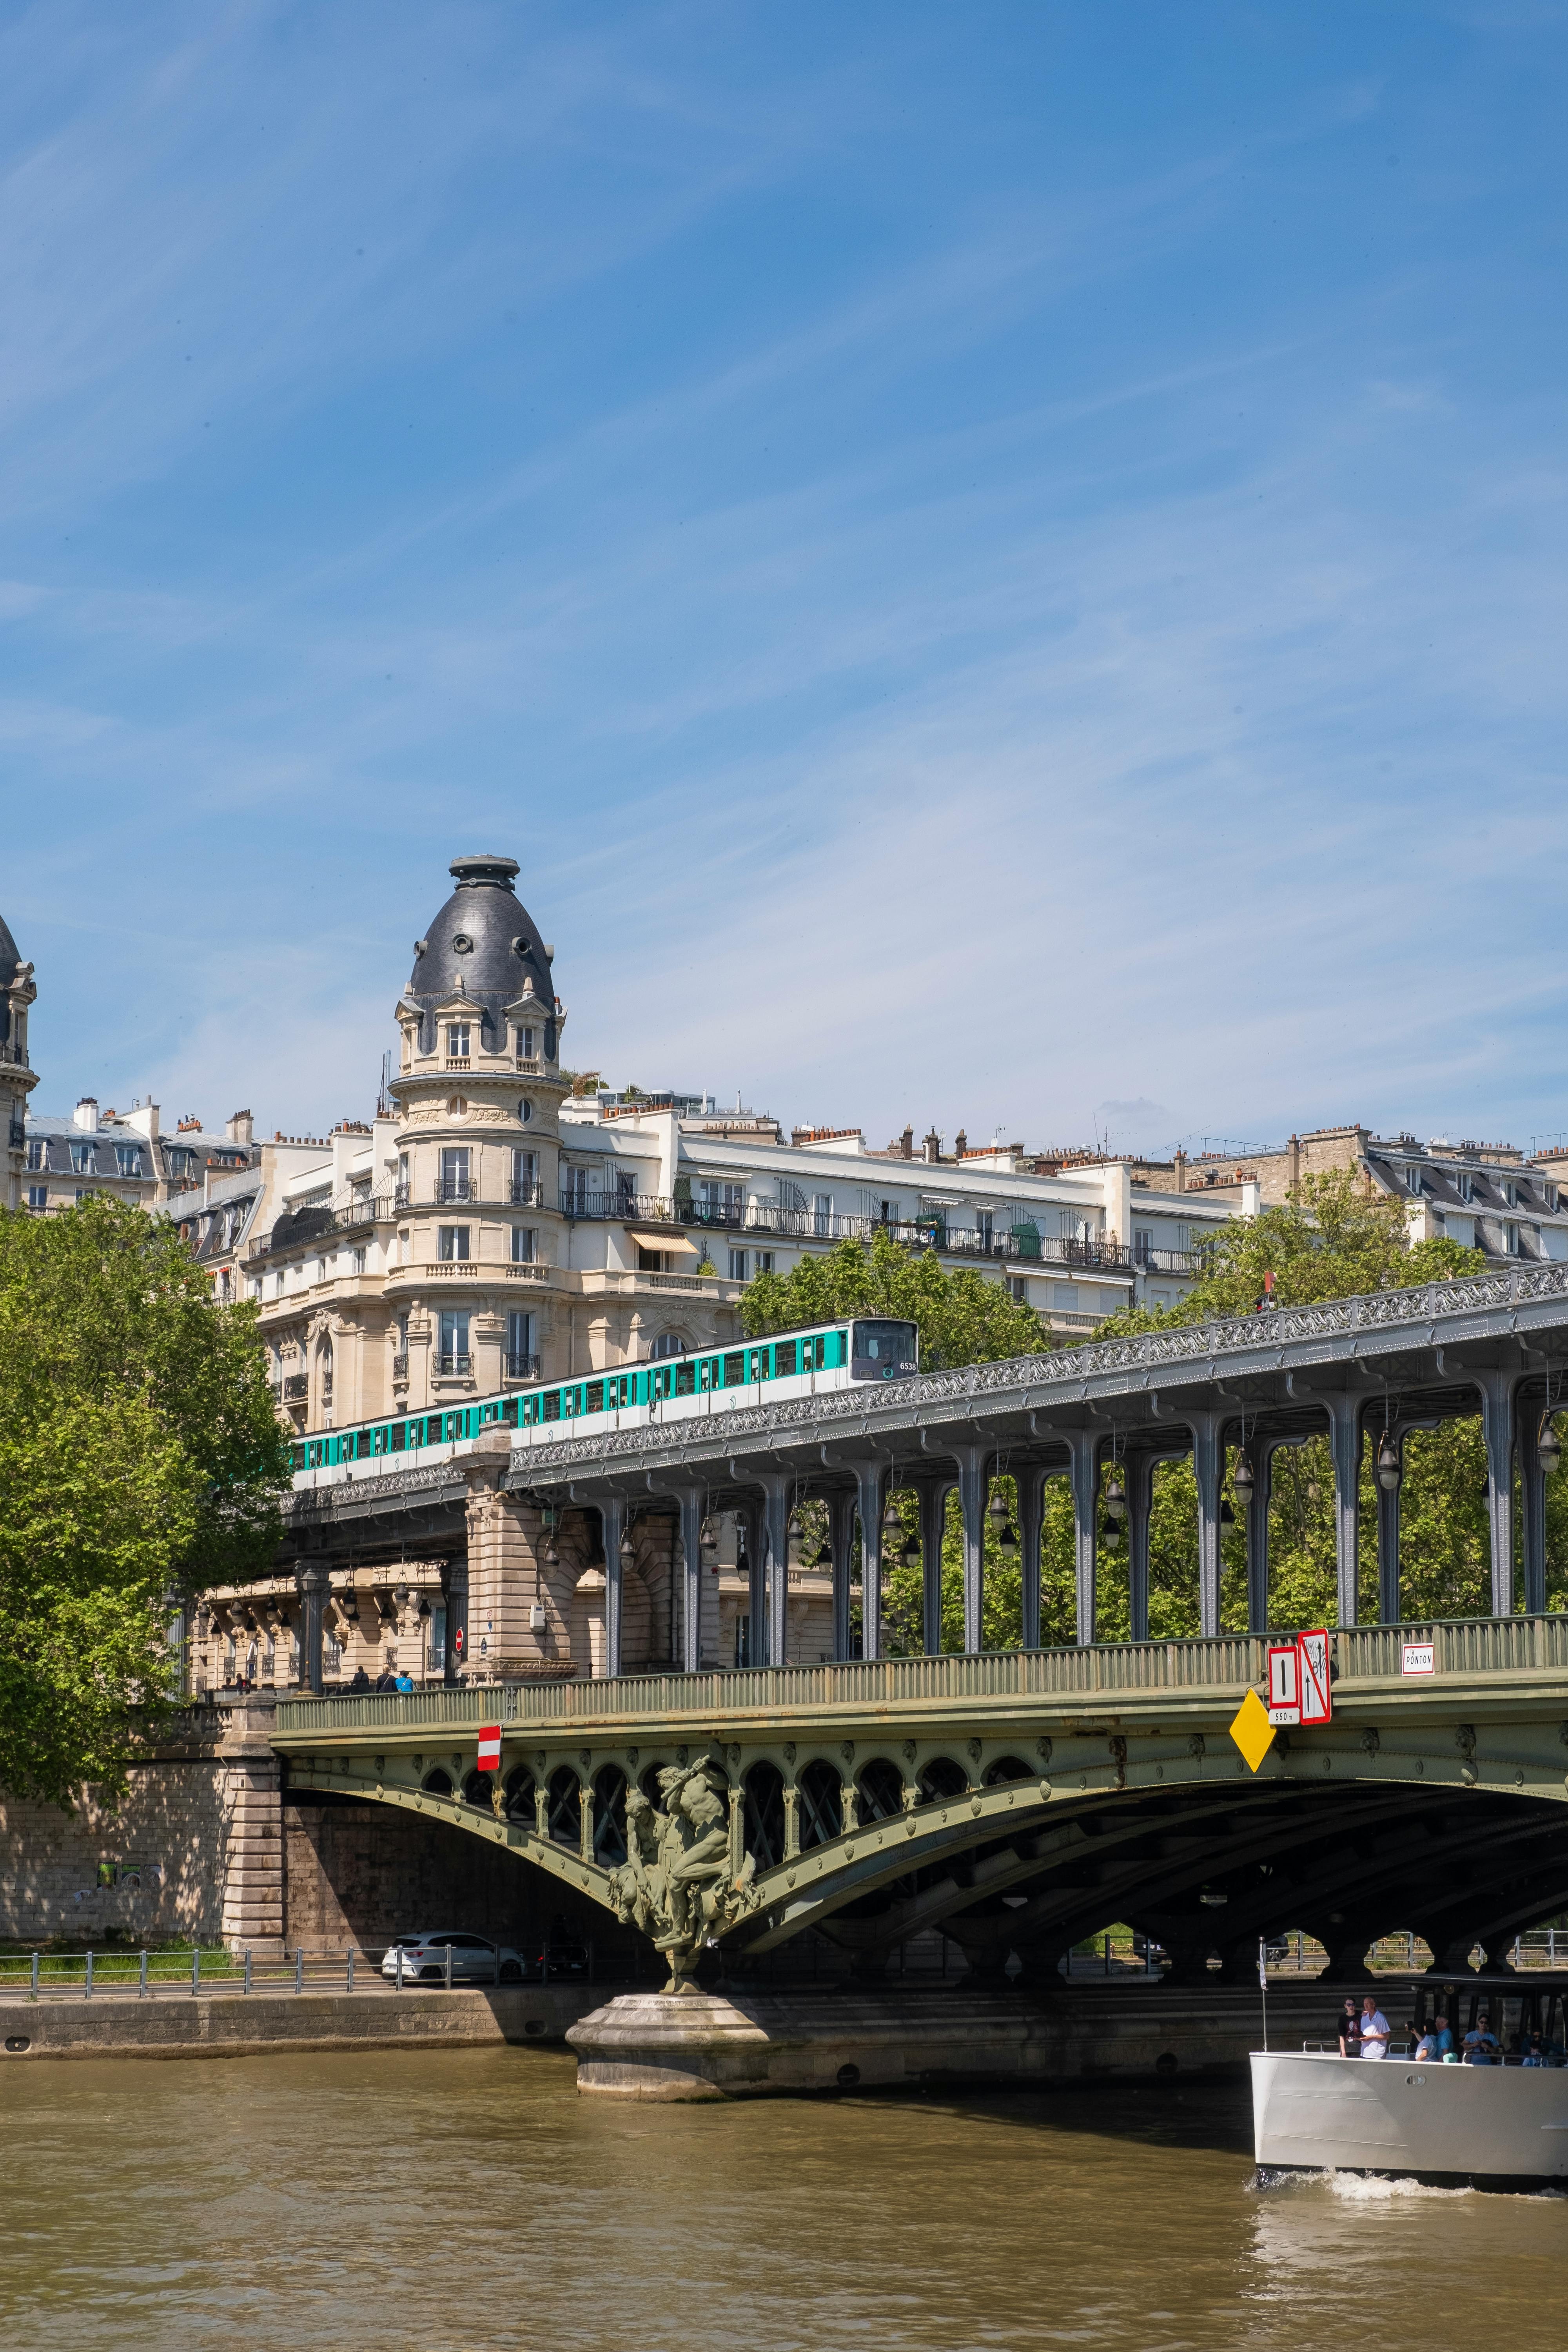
[0,909,20,990]
[406,853,554,1051]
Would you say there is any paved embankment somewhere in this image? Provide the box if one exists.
[0,1980,614,2060]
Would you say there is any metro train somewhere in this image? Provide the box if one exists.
[288,1317,921,1492]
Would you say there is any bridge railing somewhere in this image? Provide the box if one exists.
[272,1613,1568,1737]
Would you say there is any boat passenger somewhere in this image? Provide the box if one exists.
[1429,2011,1454,2060]
[1521,2032,1546,2068]
[1336,1997,1361,2056]
[1413,2025,1441,2062]
[1462,2013,1501,2065]
[1357,1992,1392,2059]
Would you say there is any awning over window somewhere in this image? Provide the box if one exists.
[628,1229,700,1256]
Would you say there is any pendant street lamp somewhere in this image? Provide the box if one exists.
[619,1525,636,1564]
[882,1495,902,1535]
[1101,1519,1121,1551]
[700,1518,719,1559]
[1233,1454,1255,1509]
[987,1488,1009,1531]
[1539,1416,1563,1475]
[1103,1476,1127,1523]
[1376,1435,1402,1494]
[1219,1499,1235,1526]
[999,1522,1019,1561]
[902,1533,922,1569]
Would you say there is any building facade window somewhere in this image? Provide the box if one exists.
[506,1308,536,1376]
[517,1096,534,1124]
[976,1209,994,1251]
[438,1146,470,1202]
[70,1141,93,1173]
[562,1165,589,1215]
[728,1248,748,1281]
[515,1025,537,1059]
[438,1309,471,1374]
[755,1251,773,1275]
[446,1023,471,1060]
[650,1331,686,1359]
[26,1137,45,1171]
[511,1147,538,1204]
[351,1246,367,1274]
[27,1185,46,1209]
[511,1225,536,1263]
[1006,1275,1027,1300]
[438,1225,470,1261]
[115,1145,142,1176]
[812,1192,832,1237]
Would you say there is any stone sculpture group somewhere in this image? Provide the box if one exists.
[608,1755,759,1989]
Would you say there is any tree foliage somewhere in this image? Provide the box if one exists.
[0,1197,292,1805]
[742,1227,1047,1368]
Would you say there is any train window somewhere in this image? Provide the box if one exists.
[389,1422,406,1451]
[542,1391,561,1422]
[290,1444,305,1471]
[774,1340,797,1377]
[501,1398,520,1427]
[586,1381,604,1415]
[675,1361,696,1396]
[723,1352,745,1386]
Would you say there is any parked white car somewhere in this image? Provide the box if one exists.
[381,1931,526,1985]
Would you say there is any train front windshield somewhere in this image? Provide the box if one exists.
[850,1319,920,1379]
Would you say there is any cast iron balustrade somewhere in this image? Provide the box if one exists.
[505,1352,542,1379]
[437,1178,472,1204]
[436,1352,472,1375]
[283,1374,309,1401]
[508,1180,543,1206]
[253,1191,395,1256]
[0,1040,29,1068]
[7,1120,24,1149]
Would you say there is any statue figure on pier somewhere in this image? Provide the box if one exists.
[608,1756,757,1990]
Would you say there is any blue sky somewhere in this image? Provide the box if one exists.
[5,1,1568,1158]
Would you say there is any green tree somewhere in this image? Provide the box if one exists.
[0,1197,293,1806]
[742,1227,1048,1369]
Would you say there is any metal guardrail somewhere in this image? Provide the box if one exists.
[274,1613,1568,1735]
[0,1944,585,1997]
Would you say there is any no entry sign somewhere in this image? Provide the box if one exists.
[477,1726,502,1773]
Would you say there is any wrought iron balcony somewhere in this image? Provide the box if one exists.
[253,1191,394,1256]
[437,1178,472,1204]
[505,1352,542,1379]
[436,1352,472,1375]
[7,1121,24,1151]
[283,1374,309,1401]
[508,1180,543,1206]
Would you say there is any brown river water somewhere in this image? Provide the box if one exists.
[4,2048,1565,2352]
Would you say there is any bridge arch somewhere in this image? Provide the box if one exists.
[918,1757,969,1805]
[421,1766,454,1797]
[545,1765,582,1848]
[503,1764,536,1825]
[592,1764,628,1866]
[856,1758,906,1820]
[797,1759,843,1849]
[743,1760,786,1866]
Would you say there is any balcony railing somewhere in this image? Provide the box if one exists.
[556,1189,1187,1275]
[508,1180,542,1206]
[505,1352,541,1379]
[0,1040,29,1068]
[283,1374,309,1401]
[7,1121,24,1150]
[436,1352,472,1375]
[437,1178,472,1204]
[253,1191,394,1256]
[392,1352,409,1379]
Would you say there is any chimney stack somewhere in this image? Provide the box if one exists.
[72,1097,98,1132]
[923,1129,942,1165]
[226,1110,254,1147]
[900,1124,914,1160]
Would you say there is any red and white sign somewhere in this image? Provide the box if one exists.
[477,1726,502,1773]
[1267,1642,1301,1726]
[1401,1641,1436,1677]
[1297,1628,1332,1726]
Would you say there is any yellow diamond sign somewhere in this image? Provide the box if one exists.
[1229,1687,1277,1774]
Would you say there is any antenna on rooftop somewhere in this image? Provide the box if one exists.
[377,1050,394,1120]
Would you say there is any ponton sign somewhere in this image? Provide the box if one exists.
[1265,1629,1332,1728]
[1401,1641,1436,1677]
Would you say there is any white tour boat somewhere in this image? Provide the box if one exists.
[1251,2047,1568,2189]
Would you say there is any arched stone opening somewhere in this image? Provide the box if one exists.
[918,1756,968,1805]
[856,1759,906,1821]
[592,1765,628,1867]
[421,1767,453,1797]
[744,1762,786,1868]
[461,1768,492,1808]
[982,1755,1031,1786]
[797,1759,843,1849]
[546,1765,582,1849]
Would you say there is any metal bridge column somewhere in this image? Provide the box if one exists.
[1247,1439,1283,1634]
[731,1500,765,1667]
[757,1472,792,1669]
[853,1459,890,1661]
[1475,1370,1518,1618]
[1185,1413,1223,1640]
[914,1478,952,1655]
[1064,1431,1100,1647]
[952,1445,989,1653]
[597,1496,625,1680]
[1375,1438,1401,1626]
[1017,1466,1048,1651]
[828,1491,856,1662]
[1520,1403,1547,1619]
[295,1559,327,1696]
[1321,1394,1364,1630]
[676,1488,705,1674]
[1127,1453,1153,1645]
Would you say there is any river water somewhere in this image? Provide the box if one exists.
[5,2049,1565,2352]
